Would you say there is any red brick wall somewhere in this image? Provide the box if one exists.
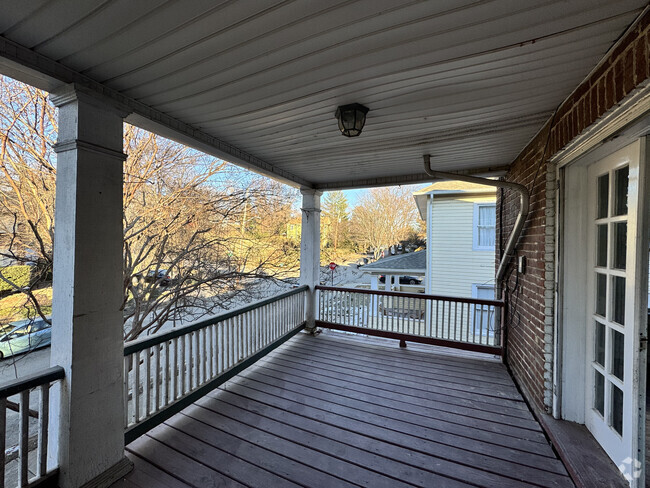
[498,11,650,411]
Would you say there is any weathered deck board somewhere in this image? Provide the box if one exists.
[112,331,574,488]
[302,333,509,380]
[213,379,569,486]
[243,361,557,457]
[251,356,541,432]
[263,345,532,417]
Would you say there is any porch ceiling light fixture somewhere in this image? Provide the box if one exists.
[335,103,369,137]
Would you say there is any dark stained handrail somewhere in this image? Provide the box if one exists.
[123,285,309,442]
[124,285,309,355]
[315,285,504,307]
[316,285,504,355]
[0,366,65,399]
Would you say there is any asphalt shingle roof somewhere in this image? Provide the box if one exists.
[361,250,425,272]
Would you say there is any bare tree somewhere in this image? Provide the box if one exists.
[0,76,300,340]
[350,186,421,259]
[0,76,56,321]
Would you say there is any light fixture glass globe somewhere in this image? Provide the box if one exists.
[335,103,369,137]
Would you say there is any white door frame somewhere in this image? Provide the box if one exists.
[557,137,649,485]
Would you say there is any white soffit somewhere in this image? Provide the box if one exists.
[0,1,645,188]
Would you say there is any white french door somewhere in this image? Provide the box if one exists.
[585,141,645,475]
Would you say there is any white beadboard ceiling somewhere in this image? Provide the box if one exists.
[0,1,646,189]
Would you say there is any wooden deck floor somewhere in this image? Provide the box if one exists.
[111,331,573,488]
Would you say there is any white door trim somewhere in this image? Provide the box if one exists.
[557,138,649,486]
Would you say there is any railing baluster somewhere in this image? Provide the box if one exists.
[228,317,234,369]
[254,307,260,355]
[435,299,440,338]
[154,343,160,412]
[193,331,198,388]
[273,301,278,340]
[479,305,486,344]
[240,310,245,358]
[164,340,170,406]
[209,324,215,379]
[172,338,179,400]
[38,384,49,478]
[218,322,224,374]
[123,356,130,427]
[181,335,187,395]
[144,346,151,418]
[134,351,140,422]
[187,332,193,390]
[0,398,5,488]
[18,390,29,487]
[202,327,208,385]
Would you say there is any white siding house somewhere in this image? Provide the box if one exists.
[413,182,497,299]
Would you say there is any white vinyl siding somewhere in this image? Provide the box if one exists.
[428,196,496,298]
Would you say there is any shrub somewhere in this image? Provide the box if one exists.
[0,265,32,293]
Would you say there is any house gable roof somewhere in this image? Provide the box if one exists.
[413,181,496,219]
[361,250,425,274]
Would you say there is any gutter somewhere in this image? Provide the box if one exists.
[422,155,530,295]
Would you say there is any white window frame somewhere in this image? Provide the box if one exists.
[471,284,496,338]
[472,203,496,251]
[471,284,495,300]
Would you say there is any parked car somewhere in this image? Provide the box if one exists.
[356,257,369,267]
[144,269,173,286]
[379,275,422,285]
[0,317,51,359]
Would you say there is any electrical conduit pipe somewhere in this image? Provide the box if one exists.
[422,154,530,297]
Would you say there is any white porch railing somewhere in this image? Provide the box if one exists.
[0,366,64,488]
[123,285,308,443]
[316,286,503,355]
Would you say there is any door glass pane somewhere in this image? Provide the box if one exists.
[596,224,608,267]
[596,273,607,317]
[611,383,624,435]
[594,371,605,415]
[612,222,626,270]
[597,173,609,219]
[595,321,605,366]
[614,166,629,216]
[611,329,624,380]
[612,276,625,325]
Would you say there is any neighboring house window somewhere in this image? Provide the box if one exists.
[473,203,496,250]
[472,284,495,300]
[472,284,495,337]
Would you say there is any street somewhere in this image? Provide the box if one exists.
[0,348,50,384]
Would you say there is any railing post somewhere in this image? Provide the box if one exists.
[49,84,132,488]
[299,189,322,331]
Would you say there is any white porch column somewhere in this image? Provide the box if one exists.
[299,189,322,330]
[369,275,379,317]
[49,85,131,488]
[425,193,433,336]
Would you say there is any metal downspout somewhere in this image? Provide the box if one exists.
[422,155,530,354]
